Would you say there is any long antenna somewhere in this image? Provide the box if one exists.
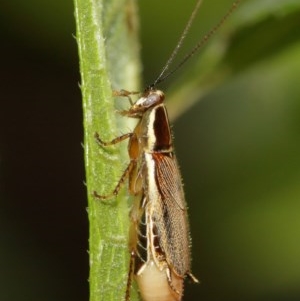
[150,0,203,89]
[148,1,240,90]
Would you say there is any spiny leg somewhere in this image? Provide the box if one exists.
[93,160,134,200]
[94,132,133,147]
[93,131,133,199]
[125,250,136,301]
[113,89,140,106]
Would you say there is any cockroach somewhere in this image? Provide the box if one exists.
[94,1,240,300]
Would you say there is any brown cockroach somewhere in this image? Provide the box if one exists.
[94,1,239,300]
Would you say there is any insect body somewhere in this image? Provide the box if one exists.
[94,89,198,301]
[94,1,240,300]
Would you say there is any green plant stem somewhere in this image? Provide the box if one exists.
[74,0,141,301]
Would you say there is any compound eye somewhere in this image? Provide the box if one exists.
[144,94,159,107]
[143,92,164,108]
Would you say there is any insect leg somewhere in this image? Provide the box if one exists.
[113,89,140,106]
[93,160,135,200]
[125,250,136,301]
[94,132,133,146]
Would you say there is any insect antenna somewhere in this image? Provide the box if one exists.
[148,0,204,90]
[147,0,240,90]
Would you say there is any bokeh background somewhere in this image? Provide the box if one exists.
[1,0,300,301]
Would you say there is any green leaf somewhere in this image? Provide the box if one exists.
[74,0,141,300]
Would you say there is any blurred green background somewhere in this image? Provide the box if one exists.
[1,0,300,301]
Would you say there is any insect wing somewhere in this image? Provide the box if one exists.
[152,152,191,277]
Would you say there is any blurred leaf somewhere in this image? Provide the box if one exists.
[166,1,300,120]
[225,0,300,72]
